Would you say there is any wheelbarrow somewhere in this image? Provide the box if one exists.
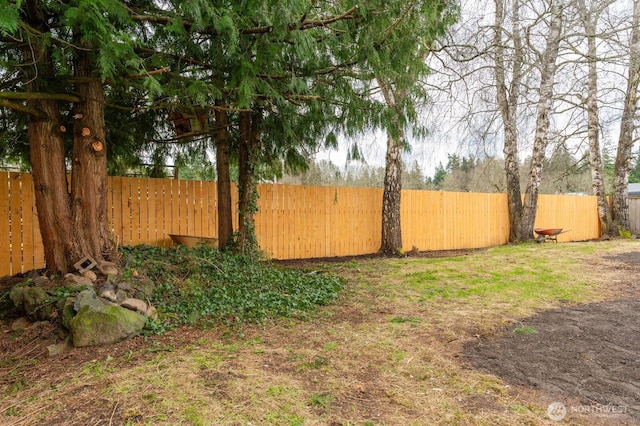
[534,228,570,243]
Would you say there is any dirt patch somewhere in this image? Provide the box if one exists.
[464,248,640,423]
[274,247,482,268]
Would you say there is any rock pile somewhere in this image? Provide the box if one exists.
[8,260,158,349]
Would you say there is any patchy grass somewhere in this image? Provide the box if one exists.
[0,240,637,425]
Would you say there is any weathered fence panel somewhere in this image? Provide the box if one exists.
[0,172,603,277]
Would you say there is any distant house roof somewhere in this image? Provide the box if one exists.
[629,183,640,197]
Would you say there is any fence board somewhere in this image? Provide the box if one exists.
[131,177,143,246]
[186,180,196,236]
[110,177,124,247]
[256,184,270,256]
[630,198,640,234]
[0,173,11,275]
[167,179,178,241]
[157,178,172,247]
[25,174,45,269]
[278,185,288,259]
[9,174,22,274]
[20,174,36,273]
[141,178,151,245]
[122,177,134,245]
[146,178,159,246]
[203,181,215,240]
[193,180,203,239]
[107,177,115,240]
[332,187,340,256]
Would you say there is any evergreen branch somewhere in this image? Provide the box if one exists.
[124,68,168,80]
[129,14,190,27]
[242,5,359,34]
[135,48,211,68]
[130,5,359,36]
[257,58,358,79]
[150,132,214,144]
[106,102,252,113]
[20,22,90,51]
[0,91,81,102]
[0,98,45,117]
[383,1,417,36]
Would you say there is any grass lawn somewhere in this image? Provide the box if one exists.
[1,240,637,425]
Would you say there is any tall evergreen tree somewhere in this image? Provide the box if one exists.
[0,0,155,273]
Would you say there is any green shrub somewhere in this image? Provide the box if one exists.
[121,245,343,332]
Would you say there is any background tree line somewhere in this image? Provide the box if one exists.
[277,143,610,194]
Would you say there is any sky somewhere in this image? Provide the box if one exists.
[313,0,636,180]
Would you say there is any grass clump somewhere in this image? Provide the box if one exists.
[122,245,343,331]
[513,325,538,335]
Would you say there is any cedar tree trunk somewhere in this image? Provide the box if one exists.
[24,0,76,273]
[70,49,112,263]
[214,102,233,249]
[236,110,261,255]
[27,99,76,273]
[24,2,112,273]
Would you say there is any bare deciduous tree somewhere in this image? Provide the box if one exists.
[494,0,526,241]
[577,0,615,235]
[612,0,640,232]
[519,1,564,239]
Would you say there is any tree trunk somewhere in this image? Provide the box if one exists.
[214,101,233,249]
[378,78,404,255]
[236,110,261,255]
[236,111,251,254]
[27,100,75,274]
[380,132,404,254]
[519,4,563,240]
[495,0,524,241]
[24,0,76,274]
[612,0,640,233]
[579,0,613,235]
[70,48,112,264]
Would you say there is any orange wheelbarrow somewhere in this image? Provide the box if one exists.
[534,228,570,243]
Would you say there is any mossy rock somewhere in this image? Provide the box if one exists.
[125,277,156,300]
[22,287,54,321]
[9,285,26,310]
[70,305,146,348]
[61,297,76,330]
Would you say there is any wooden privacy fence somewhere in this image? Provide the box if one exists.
[629,197,640,235]
[1,172,601,277]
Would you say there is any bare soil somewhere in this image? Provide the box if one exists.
[464,249,640,424]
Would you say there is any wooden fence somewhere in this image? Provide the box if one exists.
[1,172,601,277]
[630,198,640,235]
